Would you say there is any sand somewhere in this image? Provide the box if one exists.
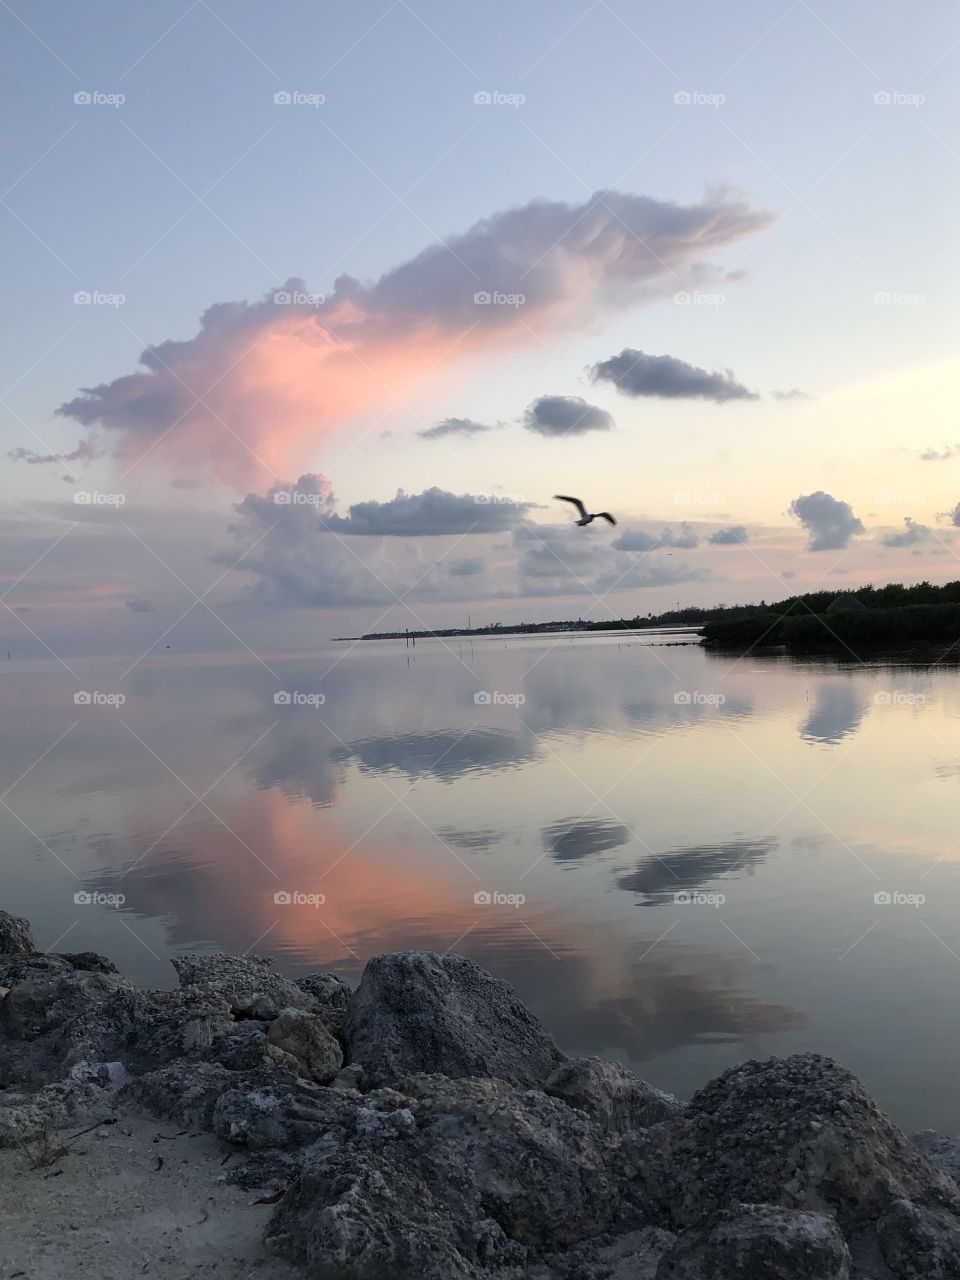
[0,1112,302,1279]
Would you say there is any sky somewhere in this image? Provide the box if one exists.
[2,0,960,656]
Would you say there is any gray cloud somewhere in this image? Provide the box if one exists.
[523,395,613,437]
[921,444,960,461]
[324,486,534,536]
[512,523,712,597]
[708,525,748,545]
[9,440,99,466]
[125,596,155,613]
[418,418,496,441]
[772,388,813,402]
[952,503,960,527]
[789,491,865,552]
[448,557,485,577]
[881,517,933,548]
[54,189,771,485]
[613,524,699,551]
[590,348,758,404]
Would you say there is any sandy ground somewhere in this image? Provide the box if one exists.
[0,1113,303,1280]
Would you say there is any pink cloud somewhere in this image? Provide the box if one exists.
[56,188,772,489]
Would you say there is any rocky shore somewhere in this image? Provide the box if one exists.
[2,908,959,1279]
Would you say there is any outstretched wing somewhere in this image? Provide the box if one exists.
[554,494,587,519]
[596,512,617,525]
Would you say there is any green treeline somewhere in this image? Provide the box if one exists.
[702,581,960,650]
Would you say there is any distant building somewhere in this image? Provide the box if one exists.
[826,593,866,614]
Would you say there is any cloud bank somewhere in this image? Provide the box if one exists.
[612,524,699,551]
[590,349,758,403]
[54,189,771,486]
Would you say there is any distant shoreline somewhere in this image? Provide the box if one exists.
[331,622,702,642]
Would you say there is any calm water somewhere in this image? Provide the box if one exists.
[4,632,959,1131]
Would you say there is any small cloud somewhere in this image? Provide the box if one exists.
[708,525,748,545]
[613,523,698,551]
[125,596,155,613]
[772,388,813,402]
[523,395,613,437]
[920,444,960,462]
[950,503,960,528]
[880,517,932,548]
[9,440,99,466]
[789,491,865,551]
[418,417,497,441]
[590,348,758,403]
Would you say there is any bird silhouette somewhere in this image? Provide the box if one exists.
[554,495,617,527]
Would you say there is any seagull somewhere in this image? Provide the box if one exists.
[554,495,617,527]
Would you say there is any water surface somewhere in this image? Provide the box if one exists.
[4,632,958,1130]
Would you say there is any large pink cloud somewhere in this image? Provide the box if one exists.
[57,188,772,488]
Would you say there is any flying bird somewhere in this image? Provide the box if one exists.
[554,494,617,527]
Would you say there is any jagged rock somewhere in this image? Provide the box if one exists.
[344,951,564,1089]
[267,1007,343,1084]
[0,909,36,954]
[293,971,351,1039]
[655,1204,851,1278]
[125,1061,237,1129]
[171,952,318,1018]
[634,1053,960,1234]
[877,1197,960,1279]
[67,1059,128,1089]
[0,970,134,1041]
[545,1056,681,1135]
[265,1073,620,1279]
[0,1080,111,1148]
[213,1074,358,1149]
[0,950,119,988]
[330,1063,364,1092]
[913,1130,960,1186]
[533,1227,677,1279]
[206,1020,299,1074]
